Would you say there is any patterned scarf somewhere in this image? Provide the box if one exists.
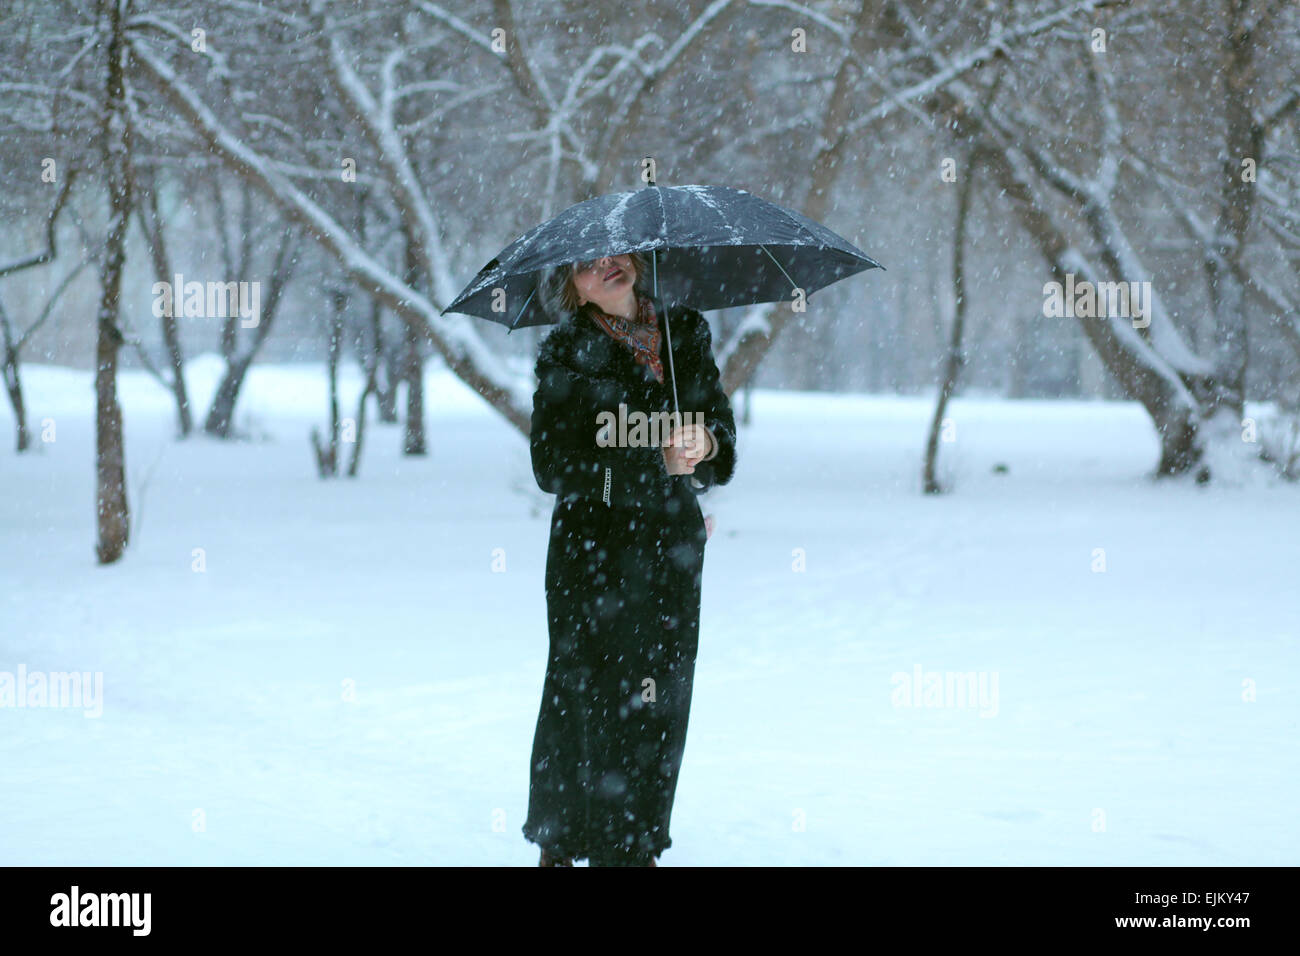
[584,293,665,384]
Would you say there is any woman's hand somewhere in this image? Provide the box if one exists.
[662,423,713,475]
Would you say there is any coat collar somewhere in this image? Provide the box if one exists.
[540,300,696,388]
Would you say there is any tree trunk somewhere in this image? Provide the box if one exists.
[202,229,300,438]
[376,342,399,423]
[135,171,191,436]
[2,336,28,452]
[345,295,385,477]
[373,299,398,424]
[204,350,256,438]
[401,219,426,456]
[311,289,345,478]
[95,0,132,564]
[1204,0,1259,419]
[347,371,376,479]
[924,151,974,494]
[402,319,426,456]
[0,298,29,452]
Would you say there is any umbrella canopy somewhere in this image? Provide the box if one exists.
[440,184,883,330]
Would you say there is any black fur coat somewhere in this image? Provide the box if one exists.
[522,300,737,863]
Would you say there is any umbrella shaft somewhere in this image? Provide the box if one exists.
[653,249,682,424]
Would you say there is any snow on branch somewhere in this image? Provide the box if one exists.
[0,173,77,279]
[897,1,1216,387]
[901,60,1202,409]
[130,39,533,432]
[845,0,1128,137]
[323,29,459,305]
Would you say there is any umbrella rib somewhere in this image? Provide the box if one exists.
[759,244,800,294]
[507,284,537,333]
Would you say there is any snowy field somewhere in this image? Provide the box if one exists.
[2,355,1297,866]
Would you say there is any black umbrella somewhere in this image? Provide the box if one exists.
[441,181,882,417]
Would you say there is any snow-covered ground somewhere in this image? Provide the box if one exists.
[2,355,1296,865]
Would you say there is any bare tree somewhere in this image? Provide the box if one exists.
[924,144,977,494]
[132,165,191,436]
[202,214,303,439]
[310,286,348,479]
[896,0,1298,479]
[94,0,133,564]
[0,174,81,452]
[3,0,1295,492]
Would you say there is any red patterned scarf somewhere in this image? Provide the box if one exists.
[584,293,665,384]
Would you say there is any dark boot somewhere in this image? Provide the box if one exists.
[539,848,574,867]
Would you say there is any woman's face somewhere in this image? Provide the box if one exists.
[571,253,636,315]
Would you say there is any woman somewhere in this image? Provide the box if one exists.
[522,250,737,866]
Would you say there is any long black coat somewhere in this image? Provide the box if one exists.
[522,300,737,863]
